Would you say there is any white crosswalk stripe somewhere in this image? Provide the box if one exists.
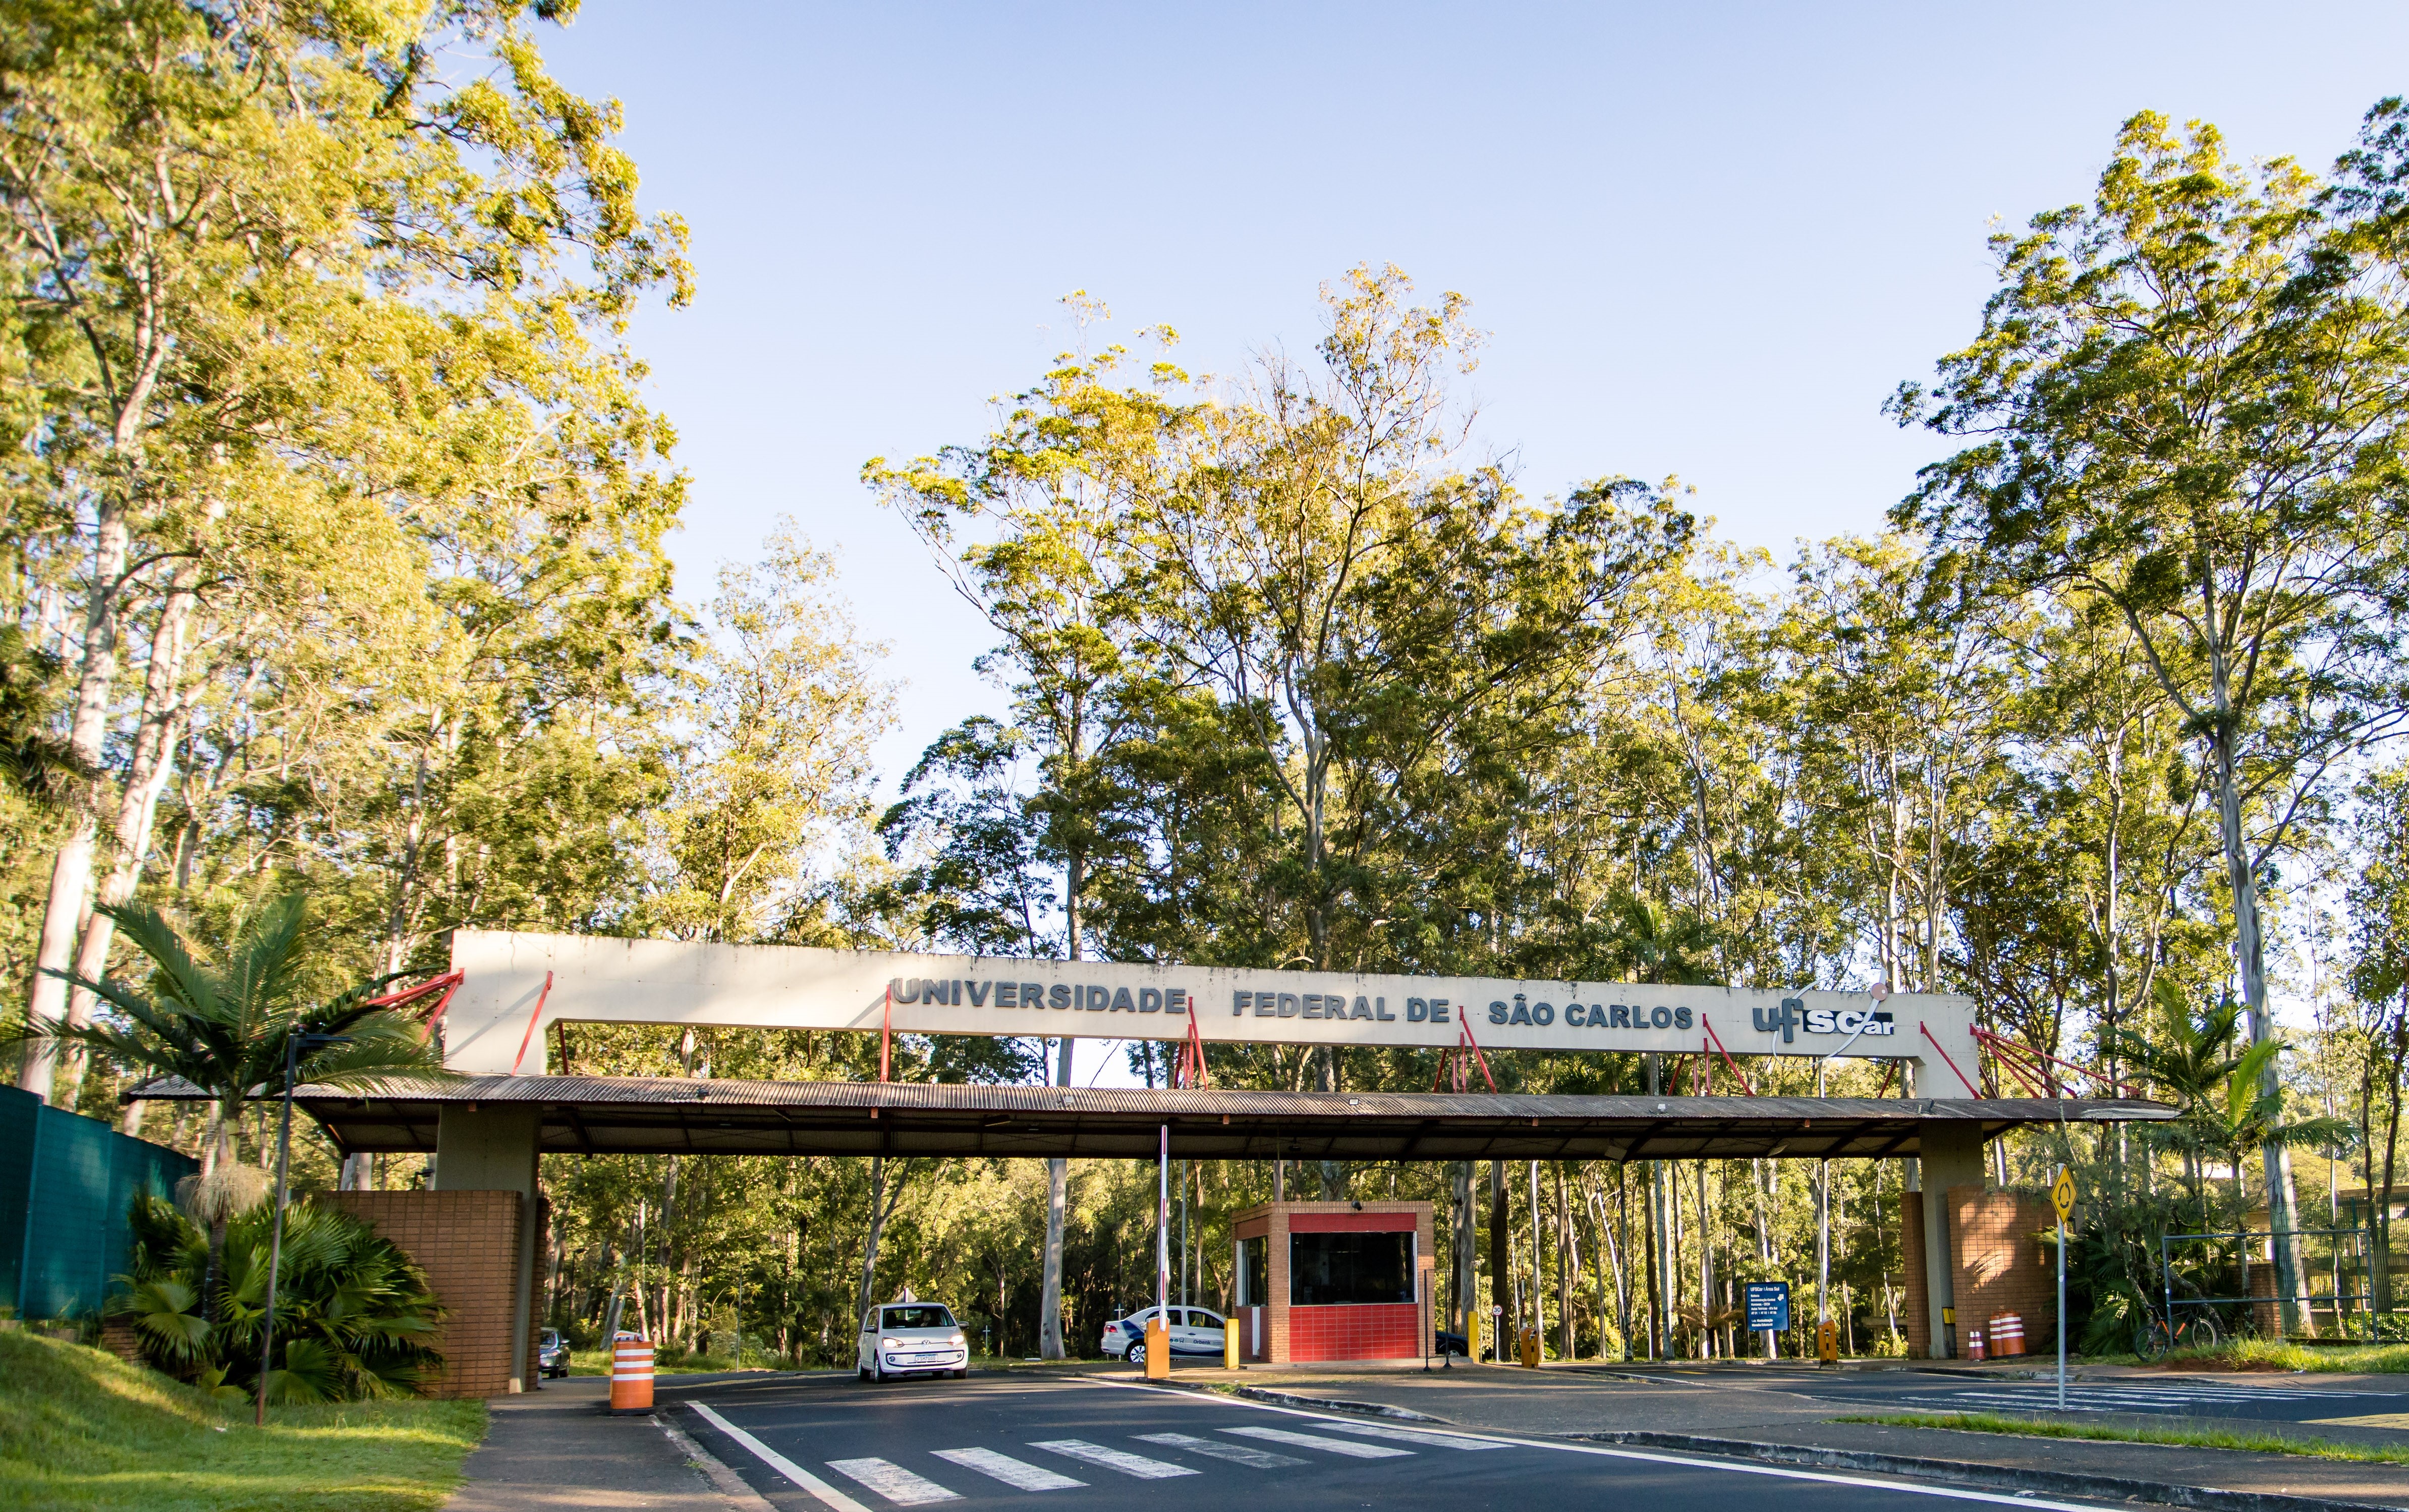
[1030,1439,1201,1478]
[931,1448,1087,1490]
[1135,1431,1307,1468]
[1322,1421,1507,1451]
[827,1458,963,1505]
[1223,1424,1414,1458]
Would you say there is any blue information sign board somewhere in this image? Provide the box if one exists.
[1745,1281,1790,1332]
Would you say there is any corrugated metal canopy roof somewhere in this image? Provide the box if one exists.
[132,1075,2175,1161]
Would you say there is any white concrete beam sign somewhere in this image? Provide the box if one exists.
[442,929,1985,1091]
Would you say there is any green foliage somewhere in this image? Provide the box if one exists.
[116,1191,445,1402]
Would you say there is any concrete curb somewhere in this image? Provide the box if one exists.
[1572,1430,2404,1512]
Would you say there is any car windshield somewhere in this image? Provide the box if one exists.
[882,1305,955,1330]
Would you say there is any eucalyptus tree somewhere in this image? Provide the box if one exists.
[1139,266,1696,1010]
[1893,109,2409,1312]
[866,303,1197,1358]
[5,0,693,1099]
[642,525,891,945]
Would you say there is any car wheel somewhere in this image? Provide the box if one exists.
[871,1357,886,1383]
[951,1368,967,1380]
[1126,1340,1145,1369]
[859,1360,872,1382]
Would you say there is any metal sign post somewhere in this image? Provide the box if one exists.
[2053,1166,2075,1410]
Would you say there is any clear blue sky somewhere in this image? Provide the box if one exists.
[544,2,2400,1074]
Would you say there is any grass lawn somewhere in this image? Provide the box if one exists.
[1840,1410,2409,1466]
[0,1330,485,1511]
[2183,1338,2409,1373]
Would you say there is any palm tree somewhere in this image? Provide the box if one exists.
[10,893,455,1320]
[2103,979,2251,1229]
[2107,978,2354,1332]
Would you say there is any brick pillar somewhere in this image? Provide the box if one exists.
[1917,1121,1985,1359]
[1945,1187,2058,1355]
[320,1190,524,1398]
[434,1105,541,1392]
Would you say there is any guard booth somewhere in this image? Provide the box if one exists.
[1231,1200,1434,1364]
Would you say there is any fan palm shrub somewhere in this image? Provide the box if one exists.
[116,1190,445,1400]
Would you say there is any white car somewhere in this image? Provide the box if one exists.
[1098,1305,1226,1367]
[856,1302,969,1382]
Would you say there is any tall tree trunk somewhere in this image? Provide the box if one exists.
[2208,665,2307,1328]
[18,502,133,1102]
[1039,1036,1073,1359]
[1450,1161,1475,1338]
[59,562,201,1105]
[855,1155,894,1323]
[1488,1160,1509,1357]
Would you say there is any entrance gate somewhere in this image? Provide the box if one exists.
[150,930,2173,1393]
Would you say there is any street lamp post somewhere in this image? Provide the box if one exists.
[256,1032,348,1428]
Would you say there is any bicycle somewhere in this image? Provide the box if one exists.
[2132,1306,2222,1360]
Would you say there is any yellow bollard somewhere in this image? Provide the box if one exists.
[1224,1315,1239,1370]
[1817,1320,1839,1364]
[1466,1311,1480,1363]
[1520,1325,1541,1368]
[1145,1316,1170,1379]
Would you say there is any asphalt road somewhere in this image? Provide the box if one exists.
[672,1372,2124,1512]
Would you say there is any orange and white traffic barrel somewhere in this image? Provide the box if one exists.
[610,1337,655,1410]
[1989,1313,2026,1357]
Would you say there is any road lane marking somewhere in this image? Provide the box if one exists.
[1083,1379,2131,1507]
[1029,1439,1200,1478]
[689,1402,874,1512]
[827,1458,963,1505]
[1222,1425,1414,1458]
[1321,1421,1508,1451]
[2306,1413,2409,1429]
[931,1448,1088,1489]
[1134,1431,1307,1468]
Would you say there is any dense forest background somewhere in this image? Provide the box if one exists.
[7,2,2409,1364]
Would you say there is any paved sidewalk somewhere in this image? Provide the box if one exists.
[1156,1361,2409,1509]
[443,1376,743,1511]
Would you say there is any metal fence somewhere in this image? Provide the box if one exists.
[0,1084,196,1322]
[2160,1227,2377,1342]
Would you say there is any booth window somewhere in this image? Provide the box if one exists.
[1236,1237,1269,1307]
[1289,1230,1413,1306]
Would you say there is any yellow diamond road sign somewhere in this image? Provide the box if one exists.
[2052,1171,2077,1222]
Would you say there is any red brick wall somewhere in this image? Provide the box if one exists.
[1946,1186,2057,1355]
[318,1190,523,1398]
[1289,1303,1420,1361]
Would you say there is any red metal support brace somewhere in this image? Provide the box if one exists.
[1177,1011,1210,1090]
[1970,1027,2050,1098]
[1970,1024,2126,1098]
[1700,1015,1757,1096]
[1921,1020,1983,1098]
[1455,1019,1498,1093]
[1875,1059,1898,1098]
[510,972,554,1076]
[362,970,465,1044]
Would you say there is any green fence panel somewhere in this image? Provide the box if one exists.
[1,1085,197,1321]
[0,1087,34,1316]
